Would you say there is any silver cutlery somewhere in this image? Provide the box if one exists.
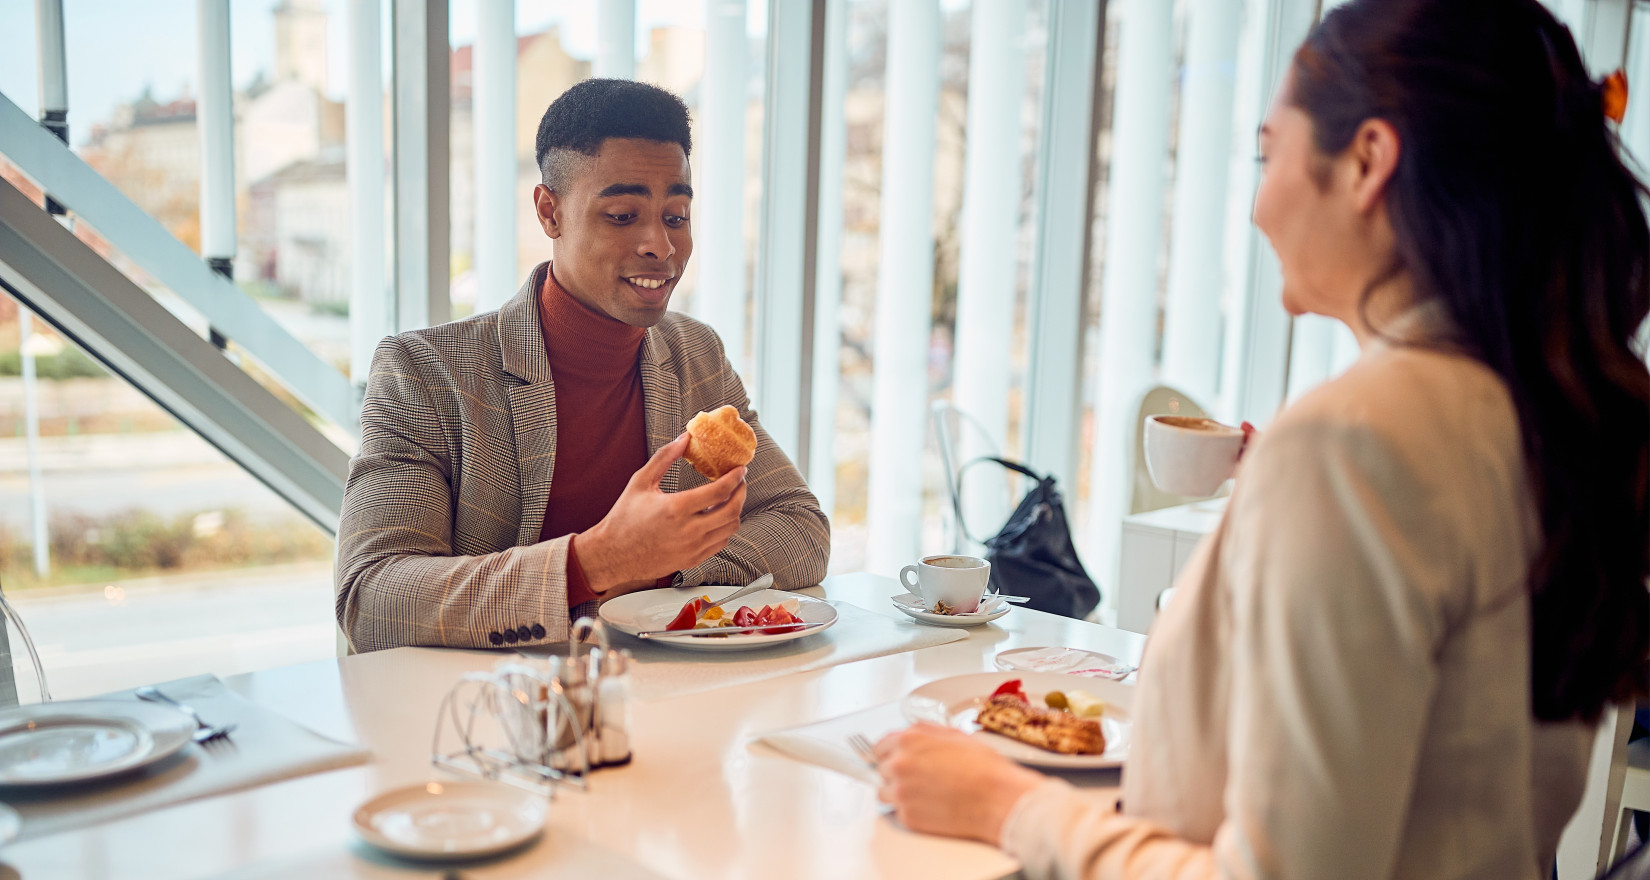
[987,594,1032,604]
[135,686,237,744]
[636,621,829,639]
[697,574,775,613]
[847,733,878,769]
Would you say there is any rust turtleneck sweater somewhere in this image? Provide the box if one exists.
[536,264,656,608]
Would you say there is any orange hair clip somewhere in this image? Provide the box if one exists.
[1603,69,1629,123]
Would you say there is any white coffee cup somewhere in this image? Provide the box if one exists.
[899,555,991,614]
[1144,415,1245,497]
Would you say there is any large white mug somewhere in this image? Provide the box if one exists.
[899,554,991,614]
[1144,415,1245,497]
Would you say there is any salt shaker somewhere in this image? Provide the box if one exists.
[545,654,594,775]
[593,648,632,766]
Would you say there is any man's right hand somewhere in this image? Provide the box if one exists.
[575,433,748,594]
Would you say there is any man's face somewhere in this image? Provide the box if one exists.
[533,138,693,327]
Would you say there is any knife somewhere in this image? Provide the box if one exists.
[636,621,829,639]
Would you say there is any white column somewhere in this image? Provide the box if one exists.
[596,0,636,80]
[753,0,823,470]
[1161,0,1241,407]
[1570,0,1632,77]
[697,0,748,374]
[1622,2,1650,168]
[808,0,849,519]
[474,0,516,314]
[346,0,387,381]
[35,0,66,150]
[864,0,940,574]
[18,312,48,578]
[1217,0,1317,426]
[1084,0,1174,616]
[197,0,236,267]
[27,0,65,577]
[348,0,389,381]
[951,0,1026,541]
[392,0,451,331]
[1285,313,1338,402]
[1023,0,1104,489]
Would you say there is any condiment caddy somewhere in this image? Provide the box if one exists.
[431,617,633,796]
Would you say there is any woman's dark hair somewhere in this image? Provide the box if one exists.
[1293,0,1649,722]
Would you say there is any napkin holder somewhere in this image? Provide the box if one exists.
[430,661,588,796]
[429,617,632,795]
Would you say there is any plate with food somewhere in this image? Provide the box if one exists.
[902,671,1131,769]
[890,592,1012,627]
[600,586,838,652]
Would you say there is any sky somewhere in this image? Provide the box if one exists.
[0,0,759,145]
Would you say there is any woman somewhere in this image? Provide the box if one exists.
[873,1,1650,877]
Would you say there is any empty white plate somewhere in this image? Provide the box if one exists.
[890,592,1011,627]
[353,781,547,861]
[0,699,195,787]
[995,646,1135,679]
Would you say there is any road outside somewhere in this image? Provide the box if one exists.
[8,561,336,701]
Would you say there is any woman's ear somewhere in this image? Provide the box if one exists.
[533,184,562,240]
[1349,118,1401,214]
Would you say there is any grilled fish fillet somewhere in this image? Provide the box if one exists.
[975,695,1106,755]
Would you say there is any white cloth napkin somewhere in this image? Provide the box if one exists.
[3,674,369,841]
[538,601,969,702]
[751,702,910,785]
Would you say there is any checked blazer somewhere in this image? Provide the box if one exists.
[334,264,831,652]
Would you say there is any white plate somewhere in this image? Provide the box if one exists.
[890,592,1011,627]
[903,671,1131,770]
[995,646,1134,679]
[0,699,196,787]
[353,781,547,861]
[600,586,838,652]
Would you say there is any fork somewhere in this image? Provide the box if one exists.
[136,686,237,744]
[847,733,878,769]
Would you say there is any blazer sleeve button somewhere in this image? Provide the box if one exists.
[504,629,519,644]
[488,631,504,646]
[516,625,532,642]
[531,623,546,640]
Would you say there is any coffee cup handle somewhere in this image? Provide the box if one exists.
[899,565,922,598]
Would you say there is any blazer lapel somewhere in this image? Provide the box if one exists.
[500,265,558,546]
[640,327,685,494]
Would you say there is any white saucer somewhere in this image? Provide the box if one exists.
[353,781,547,861]
[890,592,1011,627]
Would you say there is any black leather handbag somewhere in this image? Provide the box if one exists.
[952,457,1101,620]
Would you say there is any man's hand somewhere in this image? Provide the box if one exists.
[576,433,747,594]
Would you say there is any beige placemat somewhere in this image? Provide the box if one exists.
[524,601,968,701]
[3,674,369,841]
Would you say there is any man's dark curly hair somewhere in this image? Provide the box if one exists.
[535,79,692,192]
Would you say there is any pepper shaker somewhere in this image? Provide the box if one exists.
[593,648,632,766]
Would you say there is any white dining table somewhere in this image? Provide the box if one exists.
[0,572,1147,880]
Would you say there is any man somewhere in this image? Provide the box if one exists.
[334,79,830,652]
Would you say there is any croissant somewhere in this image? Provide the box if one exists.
[684,405,756,479]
